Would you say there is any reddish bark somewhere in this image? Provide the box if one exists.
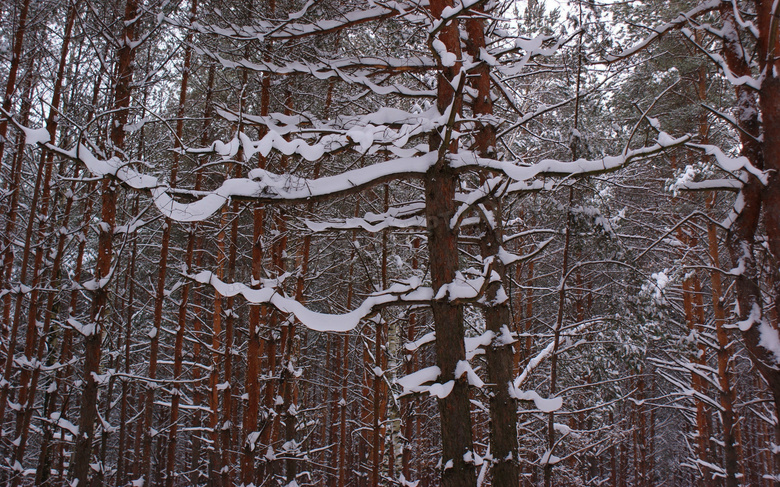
[706,195,740,487]
[188,63,215,487]
[163,2,199,484]
[0,0,31,173]
[719,6,780,476]
[70,0,140,483]
[465,6,519,486]
[544,188,572,487]
[0,52,39,427]
[426,1,475,485]
[9,0,78,461]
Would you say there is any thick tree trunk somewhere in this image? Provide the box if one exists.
[426,1,475,485]
[756,6,780,480]
[720,8,780,480]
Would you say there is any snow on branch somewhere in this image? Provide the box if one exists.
[191,253,505,333]
[305,202,426,232]
[57,136,440,221]
[672,179,742,192]
[207,51,438,76]
[679,27,761,89]
[395,366,454,398]
[429,0,490,35]
[510,321,593,411]
[453,132,690,179]
[686,143,767,183]
[396,333,494,397]
[192,271,433,333]
[510,389,563,413]
[69,134,688,221]
[9,108,690,225]
[209,107,439,158]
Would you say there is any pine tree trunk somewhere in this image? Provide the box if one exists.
[163,3,199,482]
[70,0,139,482]
[543,189,572,487]
[187,63,214,487]
[209,203,229,484]
[464,7,519,486]
[426,2,474,485]
[338,203,360,487]
[0,53,42,432]
[7,3,78,481]
[116,195,138,487]
[0,0,31,173]
[706,194,740,487]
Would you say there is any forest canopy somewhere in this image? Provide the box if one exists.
[0,0,779,486]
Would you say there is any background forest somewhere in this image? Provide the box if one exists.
[1,0,779,486]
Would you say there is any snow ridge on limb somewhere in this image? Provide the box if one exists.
[193,271,433,332]
[602,0,762,89]
[203,49,439,78]
[6,111,688,224]
[396,366,453,397]
[305,202,426,232]
[191,252,508,333]
[686,143,768,182]
[678,27,761,89]
[303,184,555,234]
[453,131,690,179]
[81,133,689,220]
[670,142,769,193]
